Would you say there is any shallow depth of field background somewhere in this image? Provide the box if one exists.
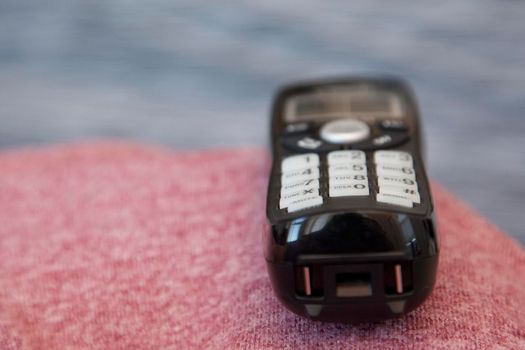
[1,1,524,243]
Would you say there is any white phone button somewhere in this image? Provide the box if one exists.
[376,164,416,180]
[377,175,418,190]
[376,193,413,208]
[329,174,368,186]
[280,179,320,196]
[374,150,413,167]
[281,167,320,185]
[327,150,366,165]
[329,182,369,197]
[287,195,323,213]
[379,185,421,203]
[281,153,320,172]
[320,119,370,144]
[328,163,367,176]
[280,188,320,208]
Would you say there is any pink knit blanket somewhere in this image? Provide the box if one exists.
[0,142,523,349]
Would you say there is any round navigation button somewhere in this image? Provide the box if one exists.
[319,119,370,144]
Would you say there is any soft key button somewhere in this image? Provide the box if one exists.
[374,150,413,167]
[376,164,416,180]
[281,167,320,185]
[327,150,366,165]
[281,153,320,172]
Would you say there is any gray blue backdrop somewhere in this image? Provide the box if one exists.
[1,0,524,243]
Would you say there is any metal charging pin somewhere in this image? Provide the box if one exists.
[395,264,403,294]
[303,267,312,296]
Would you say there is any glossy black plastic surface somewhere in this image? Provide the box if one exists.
[265,77,439,323]
[266,77,432,224]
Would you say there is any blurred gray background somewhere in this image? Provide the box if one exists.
[0,1,524,243]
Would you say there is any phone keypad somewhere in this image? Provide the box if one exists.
[328,151,369,198]
[278,150,421,213]
[279,153,323,212]
[374,151,419,208]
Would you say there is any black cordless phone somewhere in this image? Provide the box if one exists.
[264,77,439,323]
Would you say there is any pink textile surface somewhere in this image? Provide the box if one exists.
[0,142,523,350]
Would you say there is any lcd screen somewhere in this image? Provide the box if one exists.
[285,87,404,123]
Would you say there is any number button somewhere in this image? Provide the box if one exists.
[329,182,370,197]
[281,153,320,172]
[374,150,413,167]
[376,193,413,208]
[327,150,366,165]
[329,174,367,185]
[328,163,367,176]
[287,195,323,213]
[377,175,417,190]
[280,188,320,208]
[379,185,421,203]
[376,164,416,180]
[280,179,320,197]
[281,167,320,185]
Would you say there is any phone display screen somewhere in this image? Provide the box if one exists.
[284,87,404,123]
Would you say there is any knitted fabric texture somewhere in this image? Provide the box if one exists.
[0,142,523,350]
